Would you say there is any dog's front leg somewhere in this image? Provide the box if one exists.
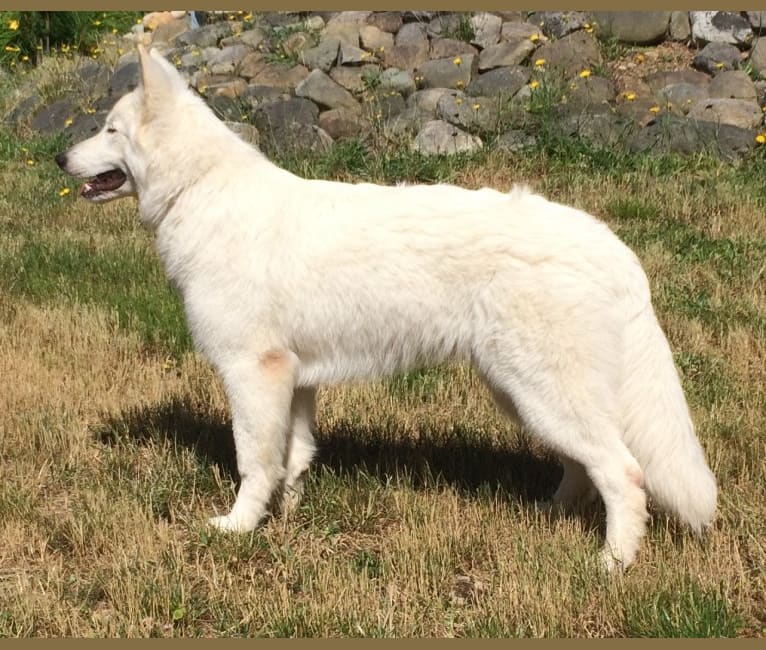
[209,349,297,532]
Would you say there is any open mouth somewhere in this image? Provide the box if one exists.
[81,169,127,199]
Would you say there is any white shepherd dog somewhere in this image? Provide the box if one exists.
[56,46,717,570]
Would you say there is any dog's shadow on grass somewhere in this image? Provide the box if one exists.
[97,394,566,506]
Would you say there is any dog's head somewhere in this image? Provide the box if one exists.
[55,46,188,204]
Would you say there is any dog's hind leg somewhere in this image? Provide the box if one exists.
[281,387,317,513]
[475,336,648,571]
[209,350,297,532]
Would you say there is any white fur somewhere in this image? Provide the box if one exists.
[57,46,717,570]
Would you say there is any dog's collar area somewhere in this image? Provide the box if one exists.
[81,169,127,199]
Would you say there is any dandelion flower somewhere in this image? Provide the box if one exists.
[455,97,463,105]
[64,117,73,127]
[623,91,637,101]
[756,133,766,144]
[649,105,660,114]
[9,19,19,30]
[534,58,546,67]
[59,187,71,197]
[453,56,462,66]
[579,69,591,78]
[26,159,34,166]
[472,103,481,110]
[715,61,724,70]
[529,33,540,42]
[4,45,20,53]
[529,80,540,90]
[635,53,645,63]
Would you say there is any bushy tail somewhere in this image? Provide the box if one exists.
[620,307,717,532]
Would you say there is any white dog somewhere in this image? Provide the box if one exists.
[56,46,717,570]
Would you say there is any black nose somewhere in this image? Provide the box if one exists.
[55,152,67,169]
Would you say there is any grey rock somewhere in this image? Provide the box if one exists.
[282,32,313,58]
[629,114,755,160]
[225,121,260,146]
[466,66,530,98]
[251,64,309,91]
[416,54,477,91]
[300,37,340,72]
[175,22,232,48]
[645,70,710,94]
[430,38,478,60]
[31,99,78,134]
[326,11,371,28]
[688,98,762,129]
[693,42,742,74]
[150,17,189,45]
[383,106,427,139]
[566,75,617,109]
[495,129,537,152]
[367,11,402,34]
[208,44,250,75]
[690,11,753,47]
[264,122,334,154]
[395,23,429,60]
[109,61,139,97]
[501,21,546,42]
[304,16,326,32]
[330,65,380,93]
[533,31,602,77]
[412,119,483,155]
[253,97,319,133]
[559,111,630,147]
[379,68,416,96]
[471,13,502,49]
[408,88,457,117]
[669,12,692,41]
[359,25,394,53]
[749,39,766,76]
[383,44,429,72]
[319,106,368,139]
[195,75,248,99]
[338,43,377,66]
[296,69,359,110]
[241,85,286,108]
[205,94,247,121]
[365,91,407,120]
[747,12,766,33]
[237,52,267,79]
[658,83,710,113]
[479,39,536,70]
[76,61,110,102]
[6,93,43,127]
[590,11,671,44]
[528,11,589,39]
[708,70,757,100]
[322,24,361,49]
[221,27,266,50]
[426,14,464,39]
[436,92,502,131]
[68,111,106,142]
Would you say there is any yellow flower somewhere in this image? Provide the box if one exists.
[65,117,73,127]
[453,57,462,66]
[455,80,465,89]
[379,46,385,52]
[756,133,766,144]
[529,80,540,90]
[715,61,724,70]
[623,91,637,101]
[529,33,540,42]
[59,187,71,197]
[244,13,253,22]
[26,159,34,166]
[534,58,546,67]
[112,28,118,35]
[649,105,660,114]
[92,20,101,26]
[455,97,463,105]
[472,103,481,110]
[4,45,20,53]
[8,19,19,30]
[21,55,28,62]
[85,107,96,114]
[635,53,645,63]
[579,69,591,78]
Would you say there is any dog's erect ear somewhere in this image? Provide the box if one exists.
[137,45,187,104]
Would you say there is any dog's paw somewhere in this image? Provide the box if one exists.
[207,513,256,533]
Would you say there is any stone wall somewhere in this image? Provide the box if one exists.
[14,11,766,161]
